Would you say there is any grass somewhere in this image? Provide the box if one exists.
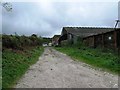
[2,46,44,88]
[0,41,1,89]
[55,45,120,74]
[0,51,2,90]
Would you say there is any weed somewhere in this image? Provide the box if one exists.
[2,46,44,88]
[55,46,119,74]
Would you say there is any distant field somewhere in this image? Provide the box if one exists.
[55,46,120,74]
[2,46,44,88]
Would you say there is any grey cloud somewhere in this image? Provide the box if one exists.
[2,1,118,37]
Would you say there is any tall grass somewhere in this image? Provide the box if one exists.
[55,45,120,74]
[2,46,44,88]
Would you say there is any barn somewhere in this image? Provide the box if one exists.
[58,27,114,46]
[83,28,120,50]
[52,35,61,46]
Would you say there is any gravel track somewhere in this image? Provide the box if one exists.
[15,47,118,88]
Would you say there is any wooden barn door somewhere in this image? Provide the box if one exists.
[117,30,120,48]
[117,30,120,55]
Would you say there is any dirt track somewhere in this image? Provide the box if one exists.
[15,47,118,88]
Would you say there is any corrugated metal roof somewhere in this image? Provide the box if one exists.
[63,27,115,37]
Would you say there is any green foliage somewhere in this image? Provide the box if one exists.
[55,46,120,74]
[2,34,50,49]
[42,37,52,44]
[2,46,44,88]
[2,34,48,88]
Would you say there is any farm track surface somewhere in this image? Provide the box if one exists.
[15,47,118,88]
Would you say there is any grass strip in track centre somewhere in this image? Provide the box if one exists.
[2,46,44,88]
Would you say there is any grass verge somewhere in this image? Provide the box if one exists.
[2,46,44,88]
[55,46,120,74]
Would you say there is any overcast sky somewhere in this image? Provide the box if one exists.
[1,0,120,37]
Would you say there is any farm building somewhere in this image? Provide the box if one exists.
[52,35,61,46]
[58,27,120,51]
[58,27,114,45]
[83,28,120,50]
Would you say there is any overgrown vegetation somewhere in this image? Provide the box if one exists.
[2,46,44,88]
[2,34,49,88]
[2,34,51,50]
[55,41,120,74]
